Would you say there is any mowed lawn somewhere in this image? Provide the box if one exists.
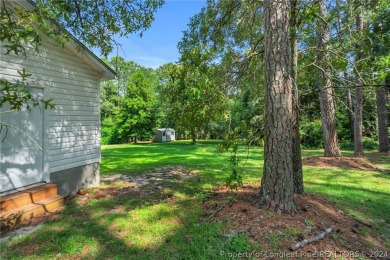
[101,141,390,223]
[1,140,389,259]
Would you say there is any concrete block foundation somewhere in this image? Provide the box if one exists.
[50,163,100,197]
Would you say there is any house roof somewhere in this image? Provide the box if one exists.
[17,0,116,81]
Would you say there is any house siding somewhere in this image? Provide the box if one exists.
[0,37,101,176]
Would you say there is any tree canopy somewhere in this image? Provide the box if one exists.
[0,0,163,110]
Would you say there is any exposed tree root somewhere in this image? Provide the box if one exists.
[253,194,297,216]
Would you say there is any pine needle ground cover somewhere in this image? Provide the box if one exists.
[1,141,389,259]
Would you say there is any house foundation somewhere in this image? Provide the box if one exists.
[50,163,100,197]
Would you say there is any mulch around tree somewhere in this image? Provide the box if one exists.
[203,184,388,259]
[302,156,385,171]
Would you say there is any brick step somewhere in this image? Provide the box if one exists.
[0,183,58,213]
[0,195,64,228]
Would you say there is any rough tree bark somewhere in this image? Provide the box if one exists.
[316,0,342,157]
[354,11,364,157]
[290,0,304,194]
[344,72,354,142]
[376,81,389,152]
[257,0,296,215]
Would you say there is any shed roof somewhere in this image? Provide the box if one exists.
[17,0,116,81]
[156,128,175,132]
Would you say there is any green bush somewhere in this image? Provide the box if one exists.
[362,137,379,150]
[101,124,114,145]
[339,139,354,150]
[339,137,379,150]
[101,118,121,144]
[300,119,323,148]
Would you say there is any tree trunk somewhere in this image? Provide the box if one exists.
[344,72,354,143]
[257,0,296,215]
[354,12,364,157]
[191,128,197,144]
[316,0,342,157]
[290,0,304,194]
[376,82,389,152]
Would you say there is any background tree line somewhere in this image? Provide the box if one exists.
[101,0,389,157]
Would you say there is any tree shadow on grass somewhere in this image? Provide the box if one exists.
[0,175,230,259]
[371,171,390,180]
[101,142,263,183]
[2,162,389,259]
[304,181,390,223]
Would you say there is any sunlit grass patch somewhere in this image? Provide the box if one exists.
[1,141,389,259]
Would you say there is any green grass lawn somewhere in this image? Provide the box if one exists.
[1,140,389,259]
[100,140,263,186]
[101,141,390,223]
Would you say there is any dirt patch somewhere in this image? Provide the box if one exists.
[0,209,62,236]
[81,166,193,203]
[1,166,192,236]
[0,223,44,243]
[204,184,388,259]
[303,156,384,171]
[100,165,193,187]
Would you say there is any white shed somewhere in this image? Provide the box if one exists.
[0,0,115,196]
[153,128,176,143]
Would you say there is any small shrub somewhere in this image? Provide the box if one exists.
[362,137,379,150]
[225,169,243,191]
[220,132,244,192]
[228,233,251,253]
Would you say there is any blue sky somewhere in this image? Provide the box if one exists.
[108,0,206,69]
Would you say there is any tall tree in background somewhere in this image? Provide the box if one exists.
[316,0,341,157]
[100,57,142,119]
[290,0,304,194]
[376,78,389,152]
[344,73,355,142]
[177,0,266,140]
[100,57,161,144]
[116,70,160,143]
[354,3,365,157]
[158,49,228,143]
[257,0,296,215]
[372,2,390,153]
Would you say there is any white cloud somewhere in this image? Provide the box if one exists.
[113,39,174,69]
[132,56,168,69]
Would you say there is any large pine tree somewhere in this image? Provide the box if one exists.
[257,0,296,215]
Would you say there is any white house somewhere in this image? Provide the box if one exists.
[0,0,115,196]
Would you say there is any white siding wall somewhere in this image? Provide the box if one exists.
[0,37,101,174]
